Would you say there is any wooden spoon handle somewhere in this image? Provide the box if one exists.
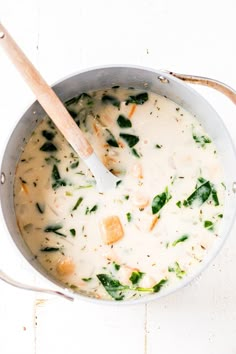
[0,23,93,159]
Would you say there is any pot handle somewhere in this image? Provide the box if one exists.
[0,269,74,301]
[166,71,236,105]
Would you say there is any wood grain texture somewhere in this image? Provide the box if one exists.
[0,23,93,159]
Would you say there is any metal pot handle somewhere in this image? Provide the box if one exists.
[167,71,236,105]
[0,269,74,301]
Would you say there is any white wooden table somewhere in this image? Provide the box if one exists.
[0,1,236,353]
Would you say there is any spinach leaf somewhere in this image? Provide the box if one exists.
[176,201,181,208]
[172,234,189,246]
[204,220,214,230]
[211,186,219,206]
[192,133,211,147]
[113,262,120,271]
[117,115,132,128]
[132,148,141,158]
[45,156,61,164]
[116,180,122,187]
[42,130,55,141]
[44,224,66,237]
[67,109,77,119]
[119,133,139,148]
[40,247,60,252]
[70,228,76,236]
[40,142,57,152]
[82,277,92,282]
[36,202,44,214]
[97,274,168,300]
[129,271,144,285]
[125,92,148,105]
[152,187,172,215]
[168,262,185,279]
[155,144,162,149]
[85,205,98,215]
[96,274,127,300]
[126,212,132,222]
[184,181,211,207]
[106,129,119,147]
[70,161,79,169]
[72,197,83,211]
[52,164,60,180]
[65,93,92,106]
[51,165,66,190]
[102,95,120,108]
[152,279,168,293]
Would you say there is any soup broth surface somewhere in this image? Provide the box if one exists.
[14,88,225,301]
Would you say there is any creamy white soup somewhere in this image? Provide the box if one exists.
[14,88,225,301]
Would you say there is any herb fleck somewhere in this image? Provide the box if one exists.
[172,234,189,246]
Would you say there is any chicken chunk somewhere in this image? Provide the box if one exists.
[56,258,75,276]
[100,216,124,245]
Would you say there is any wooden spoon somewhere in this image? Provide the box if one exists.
[0,22,118,192]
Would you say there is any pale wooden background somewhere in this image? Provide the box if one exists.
[0,0,236,353]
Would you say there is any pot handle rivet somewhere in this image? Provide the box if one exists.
[158,75,169,84]
[1,172,5,185]
[232,182,236,193]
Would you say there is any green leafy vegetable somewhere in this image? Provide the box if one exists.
[117,115,132,128]
[125,92,148,105]
[152,279,168,293]
[65,92,92,106]
[52,164,60,180]
[70,229,76,237]
[129,271,144,285]
[96,274,127,300]
[45,156,61,164]
[155,144,162,149]
[36,202,44,214]
[72,197,83,211]
[152,187,172,215]
[192,133,211,147]
[102,95,120,108]
[176,201,181,208]
[172,234,189,246]
[132,148,141,158]
[97,274,167,300]
[85,205,98,215]
[70,161,79,169]
[44,224,66,237]
[183,181,211,207]
[82,277,92,282]
[204,220,214,230]
[42,130,55,141]
[113,262,120,271]
[126,212,132,222]
[106,129,119,147]
[168,262,186,279]
[40,247,60,252]
[67,109,77,119]
[218,214,223,218]
[51,165,66,190]
[40,142,57,152]
[116,180,122,187]
[211,186,219,206]
[119,133,139,148]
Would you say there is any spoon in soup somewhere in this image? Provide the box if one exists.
[0,22,118,192]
